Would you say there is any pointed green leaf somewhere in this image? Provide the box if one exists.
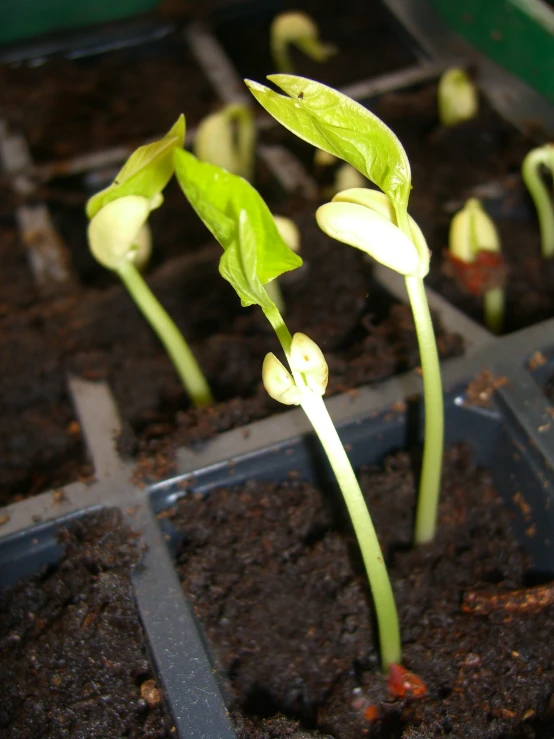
[246,75,411,210]
[219,210,267,307]
[174,148,302,307]
[86,115,186,218]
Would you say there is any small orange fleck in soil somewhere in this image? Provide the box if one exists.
[68,420,81,436]
[81,611,97,630]
[528,350,547,371]
[525,523,537,538]
[512,491,532,520]
[499,707,517,720]
[387,663,427,699]
[52,488,67,504]
[464,367,508,408]
[132,443,176,487]
[156,508,175,520]
[141,679,161,708]
[390,400,407,414]
[363,704,380,722]
[0,513,10,525]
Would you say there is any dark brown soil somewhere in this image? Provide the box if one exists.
[0,28,218,162]
[0,508,174,738]
[213,0,417,90]
[264,81,551,334]
[169,445,554,738]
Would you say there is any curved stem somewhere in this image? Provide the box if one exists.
[404,274,444,544]
[117,259,213,408]
[262,302,293,356]
[300,392,401,671]
[522,147,554,259]
[272,39,293,74]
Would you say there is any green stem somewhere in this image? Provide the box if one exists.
[264,299,400,670]
[404,274,444,545]
[262,302,293,356]
[300,391,401,671]
[394,204,444,544]
[117,259,213,408]
[484,287,504,334]
[522,147,554,259]
[272,40,293,74]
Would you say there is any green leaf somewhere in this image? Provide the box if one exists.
[219,210,267,307]
[174,148,302,307]
[86,115,186,219]
[246,75,411,210]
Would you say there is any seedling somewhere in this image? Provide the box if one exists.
[246,74,444,545]
[314,149,367,197]
[522,144,554,259]
[447,198,505,334]
[437,68,478,128]
[270,12,336,74]
[314,147,338,168]
[194,103,255,181]
[86,116,213,409]
[174,148,401,671]
[329,162,367,196]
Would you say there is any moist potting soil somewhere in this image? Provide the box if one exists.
[0,508,174,738]
[169,445,554,738]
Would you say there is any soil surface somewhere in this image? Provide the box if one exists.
[264,80,551,335]
[213,0,418,90]
[0,508,174,738]
[0,28,218,162]
[169,445,554,738]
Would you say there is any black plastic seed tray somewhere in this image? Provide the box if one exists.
[2,325,554,737]
[2,8,554,736]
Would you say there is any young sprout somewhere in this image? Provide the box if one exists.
[447,198,505,334]
[86,116,213,409]
[314,148,338,168]
[273,215,301,253]
[174,149,400,672]
[521,144,554,259]
[314,149,366,198]
[329,162,367,197]
[265,215,301,314]
[246,74,444,546]
[437,68,479,127]
[194,103,255,181]
[270,12,336,74]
